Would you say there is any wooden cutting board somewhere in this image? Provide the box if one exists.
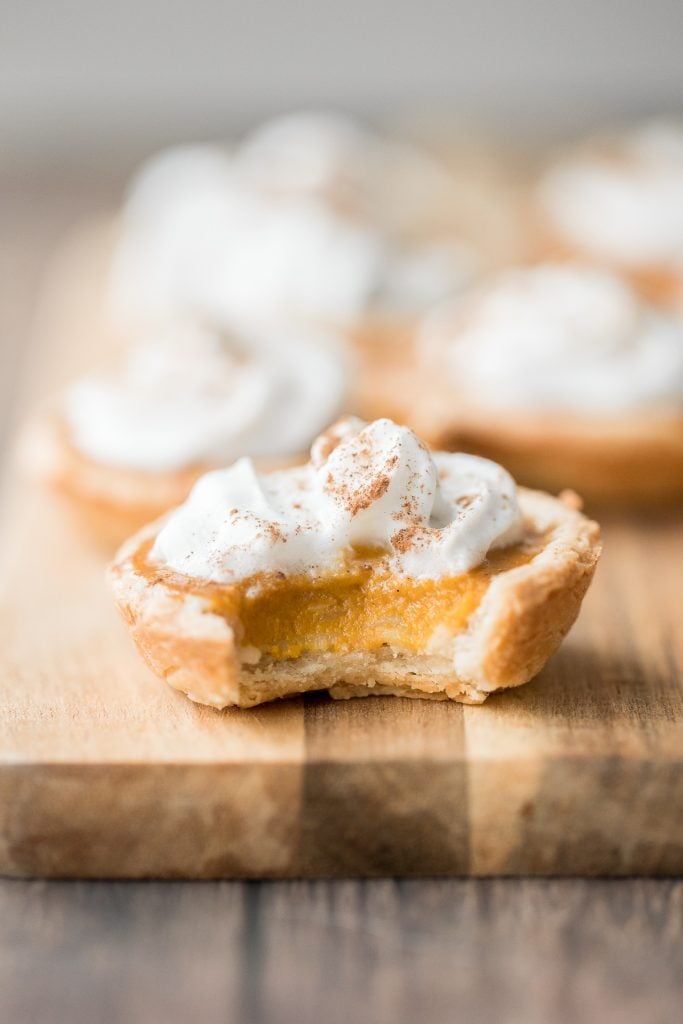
[1,224,683,878]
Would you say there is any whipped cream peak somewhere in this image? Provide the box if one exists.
[310,415,365,467]
[319,418,442,544]
[540,120,683,268]
[65,320,349,472]
[420,263,683,415]
[151,418,524,583]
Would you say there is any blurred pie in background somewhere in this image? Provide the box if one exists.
[25,320,350,545]
[393,263,683,504]
[536,120,683,308]
[108,111,522,353]
[30,111,683,523]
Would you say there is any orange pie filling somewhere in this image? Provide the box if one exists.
[627,265,683,308]
[138,534,543,663]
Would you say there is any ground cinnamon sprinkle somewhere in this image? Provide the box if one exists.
[343,472,391,514]
[263,521,287,544]
[391,524,429,553]
[311,417,357,465]
[313,429,343,464]
[320,424,419,520]
[323,443,395,515]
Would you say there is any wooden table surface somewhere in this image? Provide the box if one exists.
[2,157,682,1024]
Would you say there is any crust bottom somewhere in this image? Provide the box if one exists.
[108,488,601,710]
[235,649,488,707]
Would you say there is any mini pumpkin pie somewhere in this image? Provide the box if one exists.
[408,263,683,504]
[28,320,349,545]
[108,417,600,709]
[536,120,683,308]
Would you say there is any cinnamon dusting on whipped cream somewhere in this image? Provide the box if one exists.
[150,418,524,583]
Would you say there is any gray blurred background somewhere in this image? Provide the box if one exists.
[2,0,683,161]
[2,0,682,448]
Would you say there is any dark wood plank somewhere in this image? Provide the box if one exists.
[302,692,469,874]
[1,878,682,1024]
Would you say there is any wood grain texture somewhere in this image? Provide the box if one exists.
[1,877,682,1024]
[1,218,683,878]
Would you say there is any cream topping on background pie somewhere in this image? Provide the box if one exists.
[539,120,683,270]
[419,263,683,415]
[64,320,349,472]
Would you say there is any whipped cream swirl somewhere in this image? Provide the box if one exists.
[539,121,683,269]
[65,322,349,472]
[420,263,683,415]
[151,418,523,582]
[110,114,474,329]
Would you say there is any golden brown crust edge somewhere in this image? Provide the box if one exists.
[106,488,601,710]
[451,489,600,695]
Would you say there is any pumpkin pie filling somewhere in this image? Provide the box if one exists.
[135,533,542,663]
